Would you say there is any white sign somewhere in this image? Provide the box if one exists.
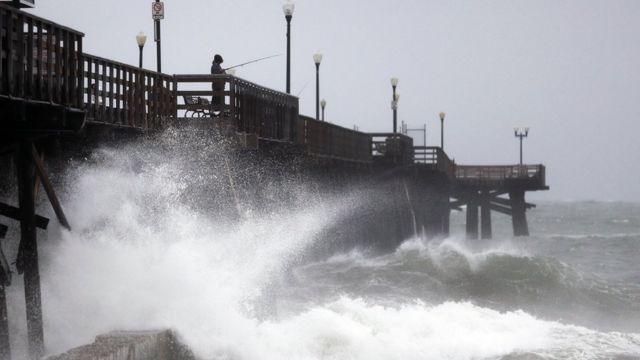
[152,2,164,20]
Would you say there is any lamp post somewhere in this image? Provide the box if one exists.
[283,0,295,94]
[514,127,529,166]
[154,0,162,73]
[391,93,399,133]
[391,77,398,133]
[136,32,147,68]
[320,98,326,121]
[439,112,445,150]
[314,52,322,121]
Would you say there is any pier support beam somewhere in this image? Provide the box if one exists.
[0,283,8,360]
[442,208,450,237]
[480,199,492,239]
[466,201,478,240]
[510,189,529,236]
[16,140,45,360]
[0,224,10,360]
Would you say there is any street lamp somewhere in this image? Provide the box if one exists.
[320,98,326,121]
[514,127,530,166]
[439,112,446,150]
[390,77,398,133]
[314,52,323,120]
[283,0,295,94]
[136,31,147,69]
[154,0,162,73]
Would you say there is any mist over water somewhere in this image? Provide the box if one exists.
[3,130,640,359]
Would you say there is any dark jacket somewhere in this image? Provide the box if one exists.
[211,62,225,75]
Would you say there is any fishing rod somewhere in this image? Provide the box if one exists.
[297,79,310,96]
[224,53,282,71]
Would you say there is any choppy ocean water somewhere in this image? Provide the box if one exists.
[2,133,639,359]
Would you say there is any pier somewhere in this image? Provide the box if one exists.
[0,2,547,359]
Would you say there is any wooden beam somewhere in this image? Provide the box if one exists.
[31,144,71,230]
[16,140,44,359]
[466,202,479,240]
[491,196,535,209]
[0,203,49,230]
[510,190,529,237]
[489,203,513,216]
[481,201,492,239]
[0,282,10,360]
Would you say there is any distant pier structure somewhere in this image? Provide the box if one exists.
[0,3,547,359]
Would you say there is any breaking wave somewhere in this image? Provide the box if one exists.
[2,131,638,359]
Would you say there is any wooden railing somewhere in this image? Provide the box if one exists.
[456,164,547,188]
[232,76,298,142]
[414,146,456,179]
[370,133,414,165]
[173,74,298,142]
[0,3,84,108]
[84,54,174,129]
[298,115,371,163]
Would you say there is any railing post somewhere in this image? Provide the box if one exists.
[172,76,178,119]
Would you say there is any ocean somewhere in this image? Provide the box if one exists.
[3,133,640,359]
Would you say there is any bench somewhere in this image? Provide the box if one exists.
[183,96,211,117]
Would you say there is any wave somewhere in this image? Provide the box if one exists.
[4,131,639,359]
[202,297,637,359]
[289,237,640,333]
[543,233,640,240]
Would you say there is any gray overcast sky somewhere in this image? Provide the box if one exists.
[28,1,640,201]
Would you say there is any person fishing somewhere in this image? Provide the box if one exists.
[211,54,226,115]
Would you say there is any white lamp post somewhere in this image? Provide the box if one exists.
[390,77,398,133]
[314,52,323,120]
[439,112,446,150]
[136,31,147,68]
[283,0,295,93]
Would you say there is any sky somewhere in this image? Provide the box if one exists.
[27,0,640,201]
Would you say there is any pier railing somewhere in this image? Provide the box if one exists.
[456,164,546,188]
[370,133,414,165]
[414,146,456,179]
[173,74,298,142]
[84,54,174,129]
[0,3,84,108]
[299,115,371,163]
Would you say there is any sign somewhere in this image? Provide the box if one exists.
[151,1,164,20]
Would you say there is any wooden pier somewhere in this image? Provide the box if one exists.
[0,3,547,359]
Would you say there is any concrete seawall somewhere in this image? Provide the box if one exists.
[48,330,195,360]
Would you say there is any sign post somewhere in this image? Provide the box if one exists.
[152,1,164,72]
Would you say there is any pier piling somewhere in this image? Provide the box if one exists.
[466,201,479,240]
[510,190,529,236]
[16,140,44,360]
[481,197,492,239]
